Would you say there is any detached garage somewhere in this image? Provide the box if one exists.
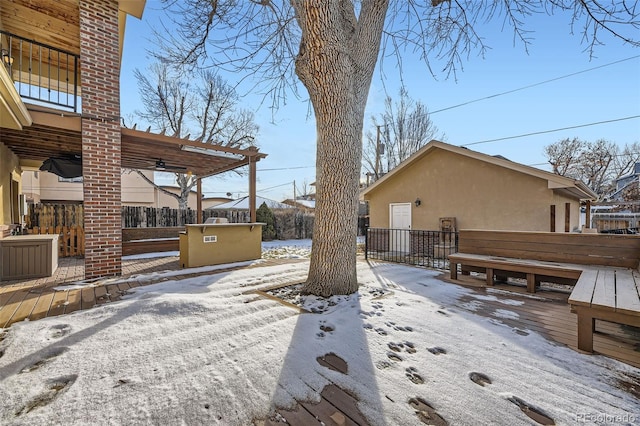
[362,141,597,234]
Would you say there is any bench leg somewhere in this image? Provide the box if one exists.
[450,262,458,280]
[576,310,595,353]
[486,268,494,286]
[526,273,536,293]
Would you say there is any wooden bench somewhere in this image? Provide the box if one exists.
[122,227,183,256]
[122,238,179,256]
[448,229,640,293]
[569,268,640,352]
[448,252,583,292]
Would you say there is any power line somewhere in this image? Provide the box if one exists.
[257,165,314,171]
[258,181,294,192]
[430,55,640,115]
[460,115,640,147]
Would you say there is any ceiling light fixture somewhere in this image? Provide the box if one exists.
[1,49,14,66]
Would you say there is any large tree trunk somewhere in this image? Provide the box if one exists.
[293,0,388,296]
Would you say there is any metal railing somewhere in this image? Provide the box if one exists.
[1,30,79,111]
[365,227,458,270]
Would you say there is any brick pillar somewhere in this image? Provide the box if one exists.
[79,0,122,279]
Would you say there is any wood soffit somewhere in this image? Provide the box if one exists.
[0,106,266,178]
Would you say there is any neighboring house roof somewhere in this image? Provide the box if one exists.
[202,197,233,202]
[361,140,597,201]
[207,196,293,210]
[282,199,316,209]
[610,163,640,200]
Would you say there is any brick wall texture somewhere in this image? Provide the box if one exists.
[80,0,122,279]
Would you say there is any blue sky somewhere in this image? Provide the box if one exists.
[120,4,640,201]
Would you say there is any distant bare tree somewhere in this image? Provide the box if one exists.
[132,62,259,209]
[545,138,640,199]
[363,88,444,182]
[545,137,583,176]
[295,179,314,199]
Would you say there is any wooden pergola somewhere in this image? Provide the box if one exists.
[0,104,267,221]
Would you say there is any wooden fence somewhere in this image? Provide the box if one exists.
[25,203,316,256]
[26,226,85,257]
[26,204,84,228]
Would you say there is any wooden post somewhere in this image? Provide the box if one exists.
[575,308,595,352]
[526,273,536,293]
[249,150,257,223]
[196,178,203,224]
[585,200,591,229]
[565,202,571,232]
[550,205,556,232]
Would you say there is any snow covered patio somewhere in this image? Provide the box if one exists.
[0,243,638,424]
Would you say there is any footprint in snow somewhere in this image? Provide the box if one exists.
[388,341,417,354]
[50,324,71,339]
[469,372,492,387]
[385,321,413,332]
[376,360,392,370]
[361,323,388,335]
[405,367,425,384]
[387,352,403,362]
[319,320,334,333]
[508,396,555,425]
[427,347,447,356]
[15,375,77,416]
[408,397,448,426]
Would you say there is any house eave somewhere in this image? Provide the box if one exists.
[0,65,32,130]
[361,140,597,201]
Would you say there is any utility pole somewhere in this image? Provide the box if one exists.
[375,125,381,180]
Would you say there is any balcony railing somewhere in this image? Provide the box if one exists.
[1,30,79,112]
[365,227,459,270]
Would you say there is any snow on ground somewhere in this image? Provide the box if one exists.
[0,244,638,425]
[123,239,314,262]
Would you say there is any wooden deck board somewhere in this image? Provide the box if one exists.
[28,289,56,321]
[64,290,82,315]
[320,384,370,425]
[568,269,598,307]
[0,289,31,328]
[80,287,95,310]
[300,397,361,426]
[272,403,323,425]
[0,286,23,311]
[94,286,110,305]
[591,269,616,310]
[47,291,69,318]
[616,270,640,316]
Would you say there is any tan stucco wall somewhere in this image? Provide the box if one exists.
[179,223,263,268]
[364,148,582,232]
[21,170,157,205]
[155,187,198,209]
[38,171,84,202]
[121,171,156,205]
[0,142,22,230]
